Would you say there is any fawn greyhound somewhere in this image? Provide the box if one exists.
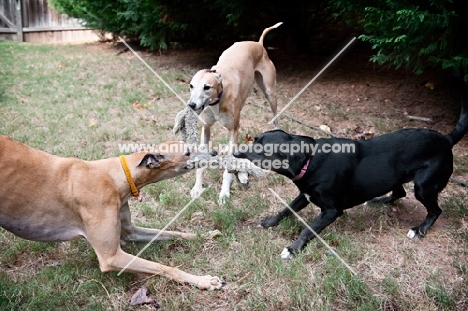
[235,78,468,259]
[188,22,282,204]
[0,137,222,290]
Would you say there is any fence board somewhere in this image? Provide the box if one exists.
[0,0,101,43]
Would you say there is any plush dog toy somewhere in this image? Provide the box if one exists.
[173,107,265,183]
[173,106,199,145]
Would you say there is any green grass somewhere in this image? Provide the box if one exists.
[1,41,468,310]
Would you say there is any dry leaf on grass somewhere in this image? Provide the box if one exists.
[132,101,143,110]
[130,286,160,308]
[319,124,331,133]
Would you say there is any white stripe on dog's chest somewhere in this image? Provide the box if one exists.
[304,193,312,203]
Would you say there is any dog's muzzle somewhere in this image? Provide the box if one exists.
[187,102,205,114]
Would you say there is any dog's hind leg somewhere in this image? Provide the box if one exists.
[254,65,279,129]
[281,207,343,259]
[407,184,442,239]
[261,193,309,227]
[369,184,406,204]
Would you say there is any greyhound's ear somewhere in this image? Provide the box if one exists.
[216,74,223,93]
[137,154,165,169]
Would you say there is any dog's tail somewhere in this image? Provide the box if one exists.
[258,22,283,45]
[446,77,468,146]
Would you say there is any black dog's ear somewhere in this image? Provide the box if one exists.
[300,136,316,157]
[136,154,165,168]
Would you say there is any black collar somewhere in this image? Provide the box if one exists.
[208,91,223,106]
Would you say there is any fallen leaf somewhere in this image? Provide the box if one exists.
[132,101,143,110]
[88,119,97,127]
[319,124,331,133]
[130,286,159,308]
[143,101,152,108]
[425,82,435,90]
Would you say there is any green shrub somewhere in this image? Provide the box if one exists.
[331,0,468,79]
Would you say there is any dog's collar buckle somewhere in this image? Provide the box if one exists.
[208,91,223,106]
[291,158,310,181]
[119,155,140,198]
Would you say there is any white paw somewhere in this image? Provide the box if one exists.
[237,172,249,184]
[190,184,204,198]
[218,191,230,205]
[280,248,294,260]
[407,229,416,239]
[199,275,223,290]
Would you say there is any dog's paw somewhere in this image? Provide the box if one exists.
[407,227,425,239]
[197,275,224,290]
[260,217,279,228]
[280,248,295,260]
[236,171,249,184]
[190,185,204,198]
[218,189,230,205]
[407,229,416,239]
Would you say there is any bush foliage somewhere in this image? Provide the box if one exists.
[331,0,468,79]
[49,0,330,52]
[50,0,468,78]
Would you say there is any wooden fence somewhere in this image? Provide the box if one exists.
[0,0,101,43]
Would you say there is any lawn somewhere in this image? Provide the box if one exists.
[1,40,468,310]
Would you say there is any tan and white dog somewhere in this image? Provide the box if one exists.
[188,22,282,203]
[0,135,222,290]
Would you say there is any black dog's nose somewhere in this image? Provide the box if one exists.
[210,150,218,156]
[188,102,196,110]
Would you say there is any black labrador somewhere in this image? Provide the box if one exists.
[234,78,468,259]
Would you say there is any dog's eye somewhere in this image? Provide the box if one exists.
[189,84,193,89]
[203,85,211,91]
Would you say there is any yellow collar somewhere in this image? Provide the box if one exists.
[119,155,139,198]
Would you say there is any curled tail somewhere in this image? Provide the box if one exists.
[446,77,468,146]
[258,22,283,45]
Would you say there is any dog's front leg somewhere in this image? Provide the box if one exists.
[120,203,196,242]
[86,210,223,290]
[105,248,223,290]
[281,208,343,259]
[261,193,309,227]
[191,125,211,198]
